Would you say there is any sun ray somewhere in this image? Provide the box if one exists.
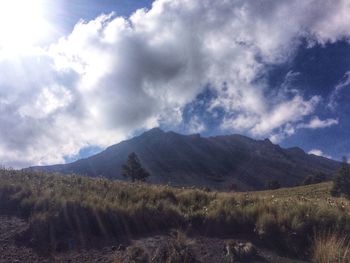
[0,0,52,49]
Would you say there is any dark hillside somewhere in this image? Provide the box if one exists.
[30,128,340,190]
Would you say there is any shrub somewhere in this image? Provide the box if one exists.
[151,231,196,263]
[331,158,350,198]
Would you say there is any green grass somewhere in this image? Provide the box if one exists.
[0,168,350,260]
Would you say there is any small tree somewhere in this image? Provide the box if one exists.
[331,157,350,198]
[122,152,150,182]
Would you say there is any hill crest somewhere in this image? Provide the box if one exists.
[28,128,340,190]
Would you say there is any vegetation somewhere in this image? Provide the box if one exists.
[303,172,326,185]
[122,152,150,182]
[122,231,196,263]
[312,233,350,263]
[0,169,350,261]
[331,157,350,198]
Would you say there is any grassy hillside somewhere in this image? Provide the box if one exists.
[0,169,350,261]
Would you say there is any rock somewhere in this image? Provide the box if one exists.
[225,241,257,262]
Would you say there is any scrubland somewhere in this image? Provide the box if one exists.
[0,169,349,262]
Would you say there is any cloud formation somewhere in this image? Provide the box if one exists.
[298,117,339,129]
[0,0,350,167]
[328,71,350,110]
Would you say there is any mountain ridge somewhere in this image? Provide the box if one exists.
[28,128,340,190]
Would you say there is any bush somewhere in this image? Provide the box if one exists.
[331,158,350,198]
[151,231,196,263]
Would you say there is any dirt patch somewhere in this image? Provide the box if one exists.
[0,215,309,262]
[0,215,120,262]
[114,234,309,263]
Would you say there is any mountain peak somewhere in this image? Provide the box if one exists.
[142,127,165,135]
[30,129,339,191]
[286,147,306,155]
[263,138,273,144]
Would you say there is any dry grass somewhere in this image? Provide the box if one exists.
[115,231,196,263]
[312,233,350,263]
[151,231,196,263]
[1,168,350,260]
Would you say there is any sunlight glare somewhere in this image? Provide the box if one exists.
[0,0,50,49]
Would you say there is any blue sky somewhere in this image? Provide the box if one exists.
[179,40,350,160]
[279,41,350,159]
[0,0,349,167]
[56,0,154,31]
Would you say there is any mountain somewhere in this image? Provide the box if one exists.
[28,128,340,190]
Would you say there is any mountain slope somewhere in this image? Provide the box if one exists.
[29,128,340,190]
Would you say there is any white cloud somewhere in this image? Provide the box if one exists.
[269,116,338,143]
[1,0,350,167]
[298,117,338,129]
[328,71,350,110]
[308,149,332,159]
[186,116,206,134]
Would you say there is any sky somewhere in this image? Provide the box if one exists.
[0,0,349,168]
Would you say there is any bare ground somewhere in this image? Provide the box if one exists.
[0,215,308,263]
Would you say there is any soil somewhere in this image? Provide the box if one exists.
[0,215,309,263]
[0,216,116,263]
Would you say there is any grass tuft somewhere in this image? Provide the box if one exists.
[312,233,350,263]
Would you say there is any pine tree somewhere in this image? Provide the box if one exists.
[122,152,150,182]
